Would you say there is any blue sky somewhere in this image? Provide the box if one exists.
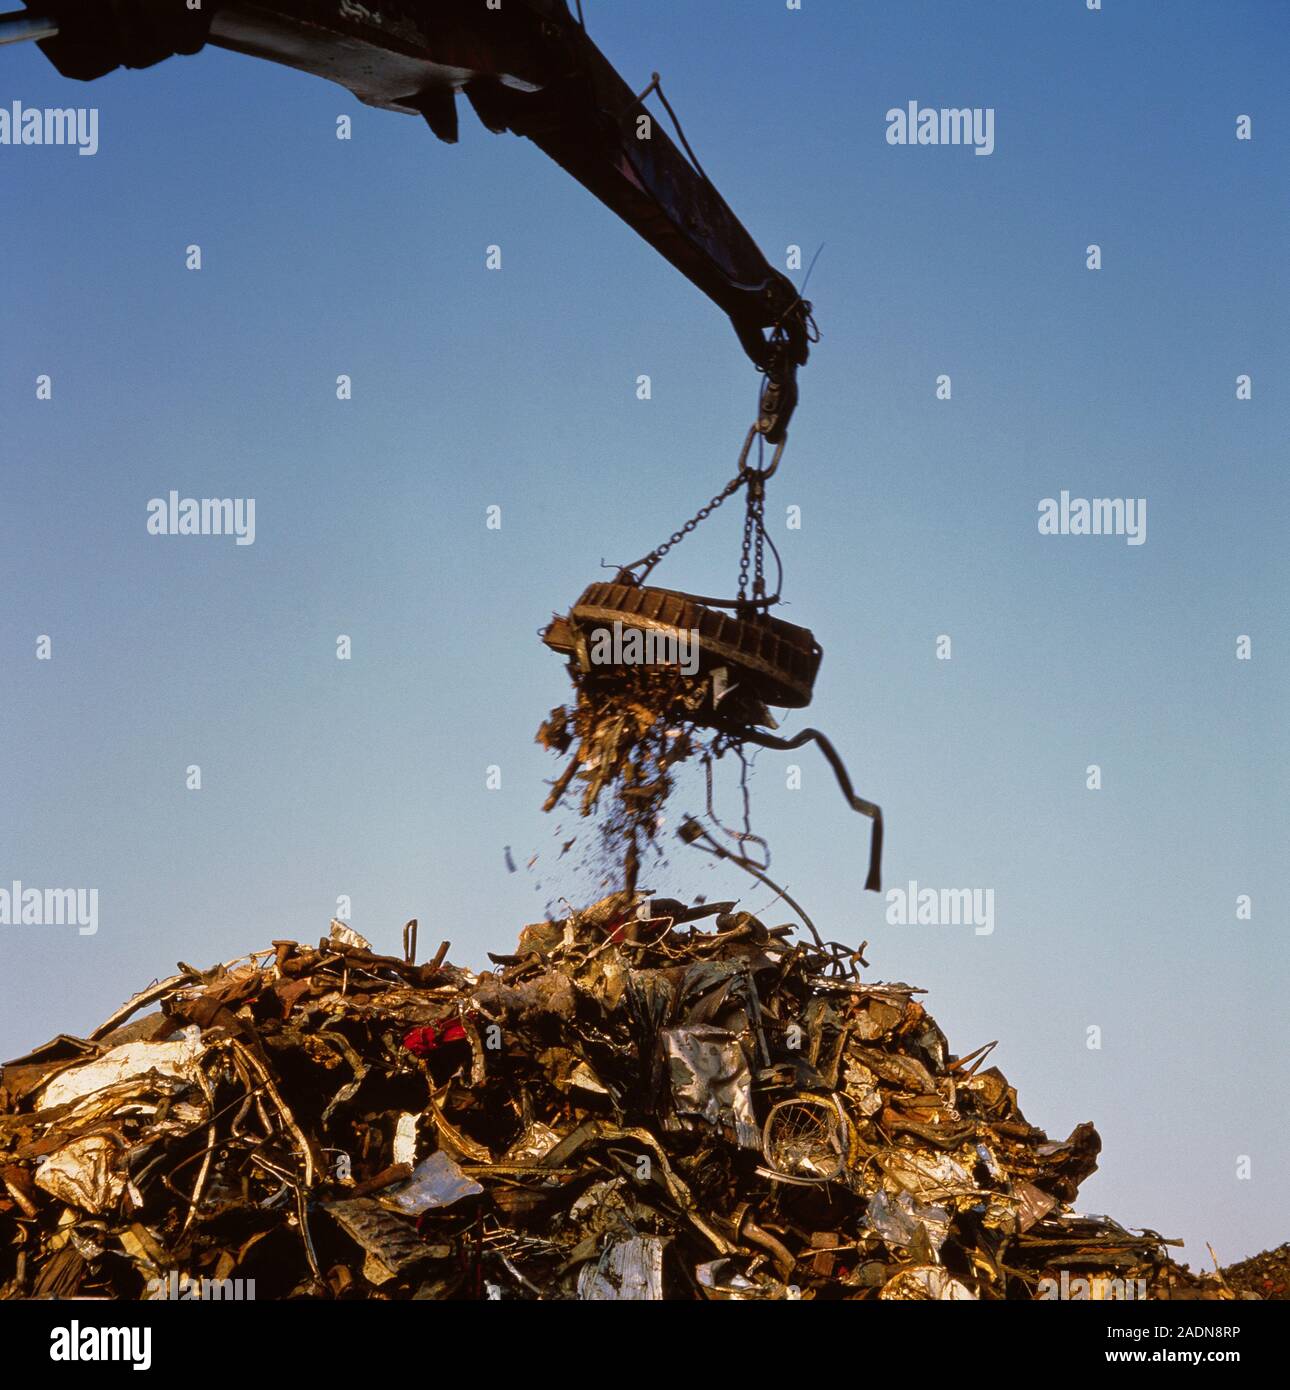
[2,1,1286,1265]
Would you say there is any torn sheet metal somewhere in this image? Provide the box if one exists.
[879,1149,977,1204]
[324,1198,447,1274]
[880,1265,978,1300]
[502,1122,562,1164]
[392,1112,418,1168]
[329,920,372,951]
[577,1235,666,1300]
[866,1188,951,1257]
[35,1035,204,1111]
[696,1258,793,1300]
[382,1151,482,1215]
[569,1061,610,1096]
[661,1025,758,1148]
[0,1035,101,1105]
[33,1136,127,1215]
[841,1059,883,1117]
[1015,1179,1059,1233]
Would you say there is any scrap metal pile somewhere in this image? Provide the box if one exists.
[0,899,1196,1300]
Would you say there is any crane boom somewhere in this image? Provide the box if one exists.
[7,0,811,438]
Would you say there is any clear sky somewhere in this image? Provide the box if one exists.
[2,1,1286,1266]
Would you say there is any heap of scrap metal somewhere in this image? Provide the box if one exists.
[0,897,1204,1300]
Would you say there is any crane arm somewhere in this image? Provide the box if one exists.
[7,0,811,438]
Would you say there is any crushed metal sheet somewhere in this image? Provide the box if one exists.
[35,1035,204,1111]
[577,1235,666,1301]
[662,1025,759,1149]
[382,1151,483,1215]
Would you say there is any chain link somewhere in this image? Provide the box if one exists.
[738,497,753,599]
[635,472,746,579]
[628,423,783,594]
[739,473,767,602]
[752,479,767,601]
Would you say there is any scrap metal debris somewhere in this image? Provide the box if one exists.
[539,581,883,896]
[0,898,1242,1300]
[1211,1244,1290,1301]
[536,661,713,895]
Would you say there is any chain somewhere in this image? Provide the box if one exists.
[739,486,750,600]
[753,479,767,601]
[739,472,768,602]
[632,472,746,581]
[626,422,784,594]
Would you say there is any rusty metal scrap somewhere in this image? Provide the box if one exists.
[538,553,885,898]
[0,898,1242,1300]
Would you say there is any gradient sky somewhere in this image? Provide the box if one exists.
[2,1,1286,1266]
